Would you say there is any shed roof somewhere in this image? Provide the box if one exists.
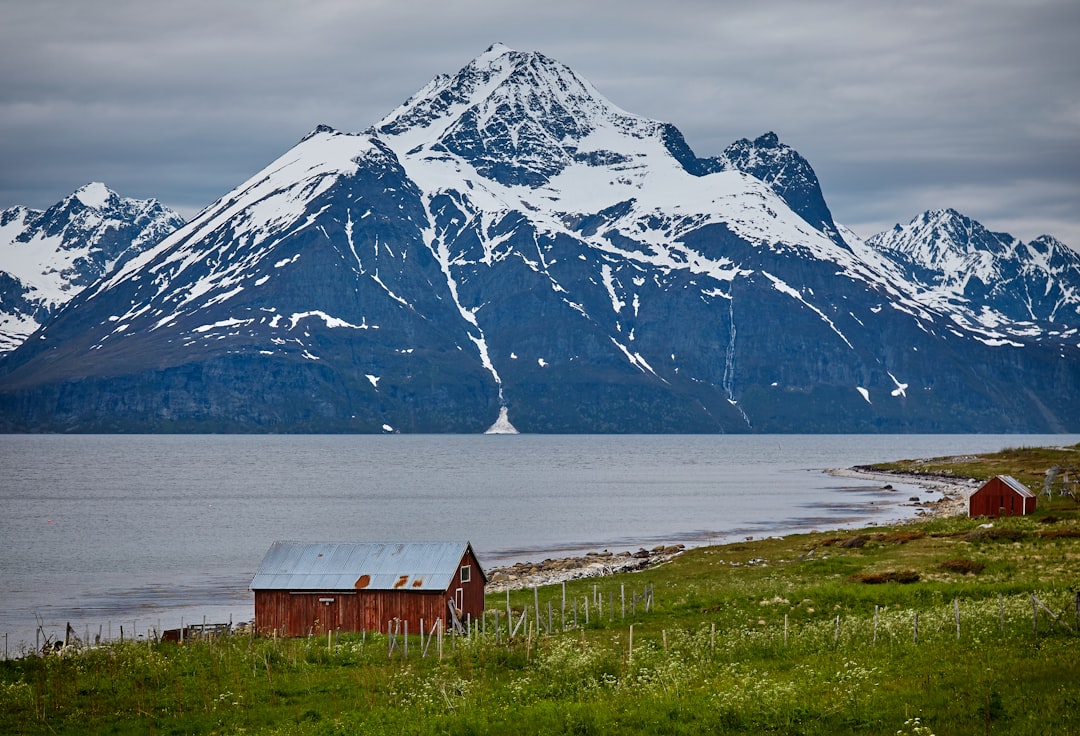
[250,541,484,592]
[989,475,1035,498]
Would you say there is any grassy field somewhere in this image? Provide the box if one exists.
[2,444,1079,735]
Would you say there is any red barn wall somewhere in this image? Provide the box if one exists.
[969,477,1036,517]
[254,548,487,636]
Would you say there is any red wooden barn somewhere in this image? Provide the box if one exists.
[968,475,1037,517]
[250,541,486,636]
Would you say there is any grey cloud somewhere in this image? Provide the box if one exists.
[1,0,1077,245]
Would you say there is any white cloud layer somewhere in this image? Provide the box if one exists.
[2,0,1078,246]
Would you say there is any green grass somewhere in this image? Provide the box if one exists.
[864,441,1080,494]
[4,446,1080,735]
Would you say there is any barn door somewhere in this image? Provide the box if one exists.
[315,596,338,633]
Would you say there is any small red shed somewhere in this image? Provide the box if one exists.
[251,541,486,637]
[968,475,1036,517]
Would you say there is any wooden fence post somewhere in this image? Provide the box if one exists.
[913,612,919,644]
[1031,594,1075,633]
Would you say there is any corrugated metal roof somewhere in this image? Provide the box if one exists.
[250,541,479,592]
[999,475,1035,498]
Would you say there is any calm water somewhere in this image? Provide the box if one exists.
[1,433,1075,651]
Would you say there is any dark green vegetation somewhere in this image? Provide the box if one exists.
[3,448,1080,734]
[863,442,1080,495]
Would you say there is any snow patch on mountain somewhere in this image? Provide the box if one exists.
[75,182,112,210]
[100,130,383,296]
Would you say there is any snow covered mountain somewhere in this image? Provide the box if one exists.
[710,131,843,245]
[0,45,1077,433]
[0,183,183,351]
[866,209,1080,346]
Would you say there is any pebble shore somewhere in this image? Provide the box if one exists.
[485,545,686,592]
[488,466,979,592]
[828,465,978,519]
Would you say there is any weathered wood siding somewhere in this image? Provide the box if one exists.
[253,547,486,636]
[455,546,486,619]
[969,476,1037,517]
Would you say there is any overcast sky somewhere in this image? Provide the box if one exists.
[3,0,1078,246]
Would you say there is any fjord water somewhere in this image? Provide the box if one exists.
[2,433,1075,651]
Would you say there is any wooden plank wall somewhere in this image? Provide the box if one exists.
[969,477,1035,517]
[255,590,453,636]
[254,548,489,636]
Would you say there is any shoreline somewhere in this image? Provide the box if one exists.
[485,545,687,593]
[485,466,977,591]
[827,465,977,520]
[6,467,979,651]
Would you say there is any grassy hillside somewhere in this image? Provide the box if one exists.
[2,445,1079,735]
[862,441,1080,494]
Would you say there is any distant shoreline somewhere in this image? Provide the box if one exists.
[827,465,975,519]
[485,465,976,592]
[4,460,981,652]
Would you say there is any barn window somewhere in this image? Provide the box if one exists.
[460,564,472,583]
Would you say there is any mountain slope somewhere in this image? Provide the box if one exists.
[0,45,1077,433]
[710,131,843,244]
[866,209,1080,346]
[0,183,183,352]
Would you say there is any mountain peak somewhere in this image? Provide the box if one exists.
[713,132,839,239]
[753,131,780,148]
[867,208,1014,288]
[481,41,514,57]
[0,184,184,352]
[375,45,684,187]
[73,182,115,210]
[302,124,339,141]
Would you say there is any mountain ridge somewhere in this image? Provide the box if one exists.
[0,45,1077,433]
[0,183,184,352]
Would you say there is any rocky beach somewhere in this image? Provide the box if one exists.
[831,465,979,519]
[485,545,686,592]
[486,466,978,592]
